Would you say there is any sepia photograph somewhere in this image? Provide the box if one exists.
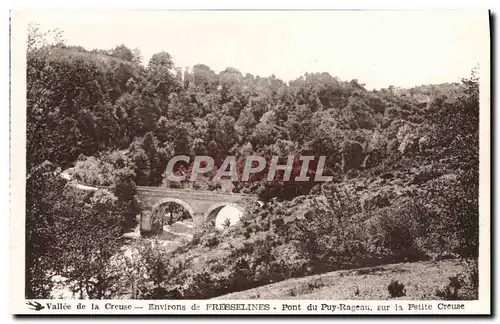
[10,9,490,315]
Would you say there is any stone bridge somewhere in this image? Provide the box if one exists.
[135,186,258,234]
[62,172,258,234]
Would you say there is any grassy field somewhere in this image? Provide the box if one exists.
[214,259,469,300]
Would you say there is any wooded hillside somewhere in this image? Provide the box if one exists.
[25,26,480,300]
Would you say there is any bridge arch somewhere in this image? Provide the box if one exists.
[148,198,196,236]
[151,198,195,218]
[204,202,245,227]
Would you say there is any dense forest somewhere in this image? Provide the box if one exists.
[26,25,480,300]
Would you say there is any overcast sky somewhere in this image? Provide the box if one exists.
[18,10,488,89]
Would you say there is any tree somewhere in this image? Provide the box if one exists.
[156,117,192,155]
[343,96,375,129]
[293,184,361,265]
[141,132,172,186]
[26,162,127,299]
[428,69,479,169]
[51,189,123,299]
[109,44,141,64]
[128,148,150,185]
[148,51,174,70]
[25,161,63,298]
[113,167,141,230]
[215,115,238,154]
[27,23,65,52]
[235,107,257,140]
[192,64,217,89]
[73,155,115,186]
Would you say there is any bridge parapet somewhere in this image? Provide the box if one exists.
[136,186,255,203]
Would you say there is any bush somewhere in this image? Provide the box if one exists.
[181,271,214,299]
[414,170,478,258]
[203,233,220,248]
[307,278,325,291]
[435,259,478,300]
[435,276,461,300]
[388,280,406,298]
[73,155,116,186]
[366,204,425,263]
[460,259,479,299]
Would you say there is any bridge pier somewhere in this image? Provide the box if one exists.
[139,209,153,235]
[193,214,205,229]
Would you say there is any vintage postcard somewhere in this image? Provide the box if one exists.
[10,9,491,315]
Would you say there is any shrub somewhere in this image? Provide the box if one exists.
[222,218,231,228]
[388,280,406,298]
[366,205,424,263]
[139,240,170,286]
[417,170,479,258]
[435,276,461,300]
[181,271,214,299]
[307,278,325,291]
[435,259,478,300]
[361,191,392,211]
[203,233,220,248]
[190,233,202,246]
[73,155,116,186]
[460,259,479,299]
